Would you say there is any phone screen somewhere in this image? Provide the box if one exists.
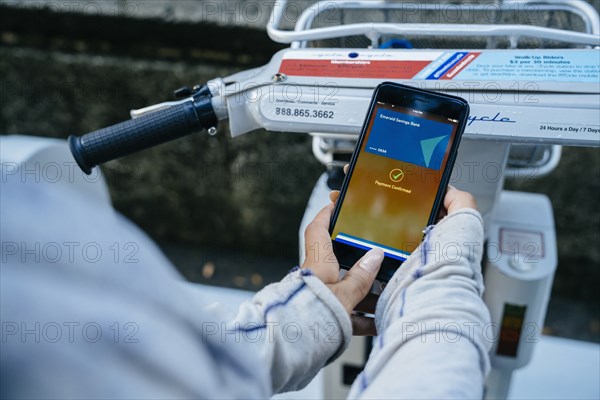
[330,99,460,269]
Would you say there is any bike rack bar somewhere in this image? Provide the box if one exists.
[266,0,600,47]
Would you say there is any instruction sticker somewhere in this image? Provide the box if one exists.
[456,51,600,82]
[279,50,443,79]
[279,49,599,83]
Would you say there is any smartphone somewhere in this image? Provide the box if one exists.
[329,82,469,284]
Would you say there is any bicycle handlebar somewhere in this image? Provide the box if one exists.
[68,90,217,175]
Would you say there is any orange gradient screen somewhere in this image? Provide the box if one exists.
[331,103,457,260]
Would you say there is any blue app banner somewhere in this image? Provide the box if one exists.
[426,51,468,80]
[365,108,453,170]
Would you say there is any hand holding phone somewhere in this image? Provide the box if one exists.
[304,82,469,335]
[307,176,477,336]
[302,202,384,336]
[329,82,470,283]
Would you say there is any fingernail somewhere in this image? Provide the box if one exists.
[329,190,339,203]
[448,184,457,190]
[359,248,384,274]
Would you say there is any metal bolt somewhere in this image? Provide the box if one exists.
[272,73,287,82]
[207,127,217,136]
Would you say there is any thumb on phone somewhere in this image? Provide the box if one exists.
[333,248,384,313]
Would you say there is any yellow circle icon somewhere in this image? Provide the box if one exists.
[389,168,404,182]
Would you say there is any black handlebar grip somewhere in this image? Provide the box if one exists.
[68,101,209,174]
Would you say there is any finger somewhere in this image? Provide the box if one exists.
[337,248,384,311]
[438,185,456,221]
[351,314,377,336]
[435,204,447,223]
[343,164,349,175]
[443,186,457,211]
[307,202,334,231]
[329,190,340,203]
[303,203,338,283]
[444,186,477,214]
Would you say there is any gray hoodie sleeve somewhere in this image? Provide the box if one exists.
[348,209,492,399]
[218,267,352,394]
[2,173,486,399]
[0,175,351,399]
